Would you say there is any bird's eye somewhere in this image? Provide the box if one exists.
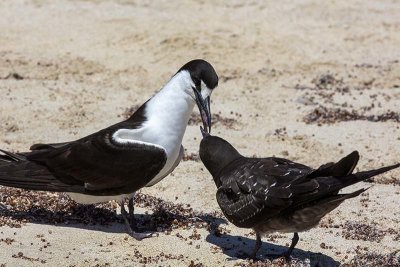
[192,77,201,86]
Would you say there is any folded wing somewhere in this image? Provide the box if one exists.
[0,129,167,196]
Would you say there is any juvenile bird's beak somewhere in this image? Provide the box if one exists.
[200,126,210,138]
[193,88,211,133]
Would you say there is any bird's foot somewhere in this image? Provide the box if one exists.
[120,199,156,241]
[237,232,262,260]
[126,227,155,241]
[122,214,155,240]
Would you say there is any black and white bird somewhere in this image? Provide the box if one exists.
[0,59,218,240]
[199,130,400,259]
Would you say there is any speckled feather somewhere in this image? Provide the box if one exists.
[199,135,400,233]
[215,157,315,228]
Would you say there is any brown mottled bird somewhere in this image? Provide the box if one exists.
[199,130,399,259]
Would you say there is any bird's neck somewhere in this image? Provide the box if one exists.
[142,72,195,153]
[199,137,244,187]
[210,156,242,187]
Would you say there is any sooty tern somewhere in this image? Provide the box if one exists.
[0,59,218,240]
[199,130,399,259]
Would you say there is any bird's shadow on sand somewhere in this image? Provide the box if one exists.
[206,232,340,267]
[1,203,339,266]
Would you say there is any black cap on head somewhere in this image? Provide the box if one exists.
[178,59,218,89]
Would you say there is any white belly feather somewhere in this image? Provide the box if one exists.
[67,192,133,204]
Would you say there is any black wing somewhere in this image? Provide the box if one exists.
[216,157,316,228]
[215,151,387,228]
[0,128,166,196]
[0,102,167,195]
[215,150,399,230]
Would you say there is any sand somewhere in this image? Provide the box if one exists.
[0,0,400,266]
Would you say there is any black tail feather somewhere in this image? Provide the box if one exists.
[310,151,360,178]
[352,163,400,183]
[0,149,83,193]
[341,187,369,199]
[329,163,400,193]
[309,162,400,202]
[0,149,25,162]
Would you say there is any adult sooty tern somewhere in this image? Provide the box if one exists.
[0,59,218,240]
[199,129,399,259]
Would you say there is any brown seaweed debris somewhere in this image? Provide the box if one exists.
[312,74,342,89]
[132,247,189,265]
[341,221,388,242]
[12,252,46,264]
[303,106,400,124]
[296,73,371,92]
[182,152,201,162]
[244,257,304,267]
[0,187,119,227]
[134,193,224,232]
[344,250,400,267]
[188,112,238,129]
[294,73,346,92]
[0,187,223,232]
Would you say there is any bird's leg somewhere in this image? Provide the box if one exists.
[127,196,136,229]
[264,232,299,261]
[237,232,262,260]
[120,200,151,241]
[249,232,262,260]
[282,232,299,260]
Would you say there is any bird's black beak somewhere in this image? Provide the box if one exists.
[193,87,211,133]
[200,126,210,138]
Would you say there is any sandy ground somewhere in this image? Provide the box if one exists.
[1,0,400,266]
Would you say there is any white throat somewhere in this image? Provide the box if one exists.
[142,71,196,151]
